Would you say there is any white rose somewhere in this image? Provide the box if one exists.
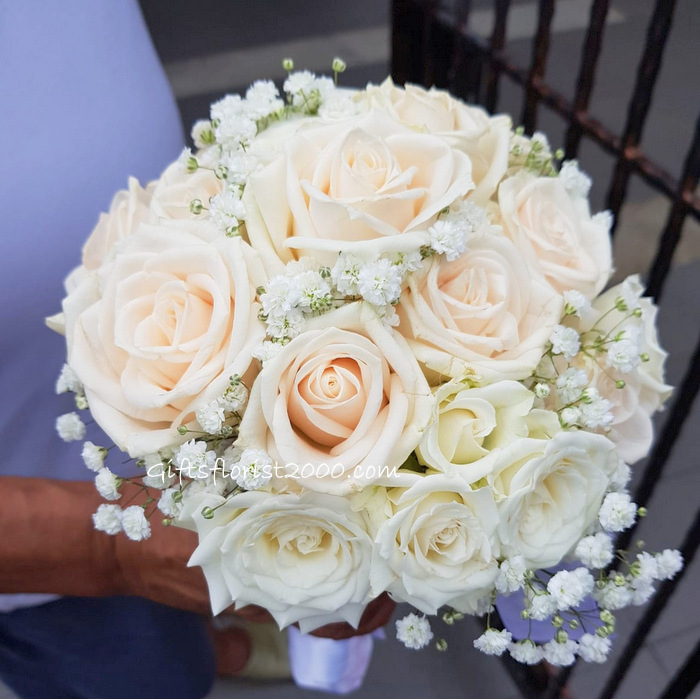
[188,489,374,631]
[371,474,499,614]
[398,234,563,382]
[416,379,535,483]
[490,431,618,568]
[237,302,434,495]
[360,79,511,204]
[61,223,266,456]
[243,109,474,272]
[498,172,612,297]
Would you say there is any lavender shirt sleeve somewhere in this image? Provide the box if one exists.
[0,0,184,482]
[0,0,184,611]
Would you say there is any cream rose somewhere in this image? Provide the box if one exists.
[243,109,474,272]
[188,489,374,631]
[398,234,563,382]
[149,160,224,221]
[371,474,499,614]
[498,172,612,297]
[576,275,672,462]
[416,380,535,483]
[82,177,155,270]
[62,222,266,456]
[361,79,511,204]
[237,302,434,495]
[489,431,618,568]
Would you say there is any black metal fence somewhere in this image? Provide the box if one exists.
[391,1,700,697]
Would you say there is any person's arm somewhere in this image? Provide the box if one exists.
[0,476,216,615]
[0,475,395,637]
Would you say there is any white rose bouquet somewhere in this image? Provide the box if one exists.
[50,59,682,667]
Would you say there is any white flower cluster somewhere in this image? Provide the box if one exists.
[93,503,151,541]
[283,69,334,112]
[428,201,492,261]
[469,484,682,666]
[396,613,434,650]
[259,262,334,342]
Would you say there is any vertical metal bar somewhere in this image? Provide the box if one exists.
[521,0,556,133]
[420,0,440,87]
[646,113,700,302]
[564,0,612,159]
[446,0,473,96]
[484,0,512,113]
[605,0,679,231]
[658,638,700,699]
[391,0,423,85]
[598,507,700,699]
[614,330,700,556]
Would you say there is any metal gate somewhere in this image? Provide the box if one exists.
[391,1,700,697]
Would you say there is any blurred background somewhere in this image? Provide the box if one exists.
[135,1,699,698]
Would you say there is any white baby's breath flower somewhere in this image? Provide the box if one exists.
[547,568,594,610]
[593,579,633,610]
[599,492,637,533]
[221,381,248,413]
[283,70,317,107]
[190,119,214,149]
[252,340,285,364]
[234,449,273,490]
[92,504,123,535]
[223,152,258,185]
[428,219,466,261]
[630,581,655,606]
[609,457,632,492]
[509,640,543,665]
[396,613,433,650]
[294,270,333,313]
[577,634,611,663]
[563,289,591,317]
[592,210,614,236]
[495,555,527,594]
[655,549,683,580]
[635,552,659,584]
[534,383,551,399]
[81,441,107,472]
[391,250,423,276]
[121,505,151,541]
[56,364,82,394]
[579,388,614,429]
[560,406,581,427]
[606,327,641,374]
[142,454,175,490]
[559,160,592,199]
[474,629,512,656]
[357,258,403,306]
[245,80,284,118]
[157,488,183,518]
[266,307,305,340]
[196,399,227,434]
[543,639,578,667]
[575,533,614,569]
[556,367,589,404]
[331,253,362,296]
[209,189,246,233]
[56,412,86,442]
[95,467,122,501]
[527,590,558,621]
[550,325,580,359]
[174,440,217,480]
